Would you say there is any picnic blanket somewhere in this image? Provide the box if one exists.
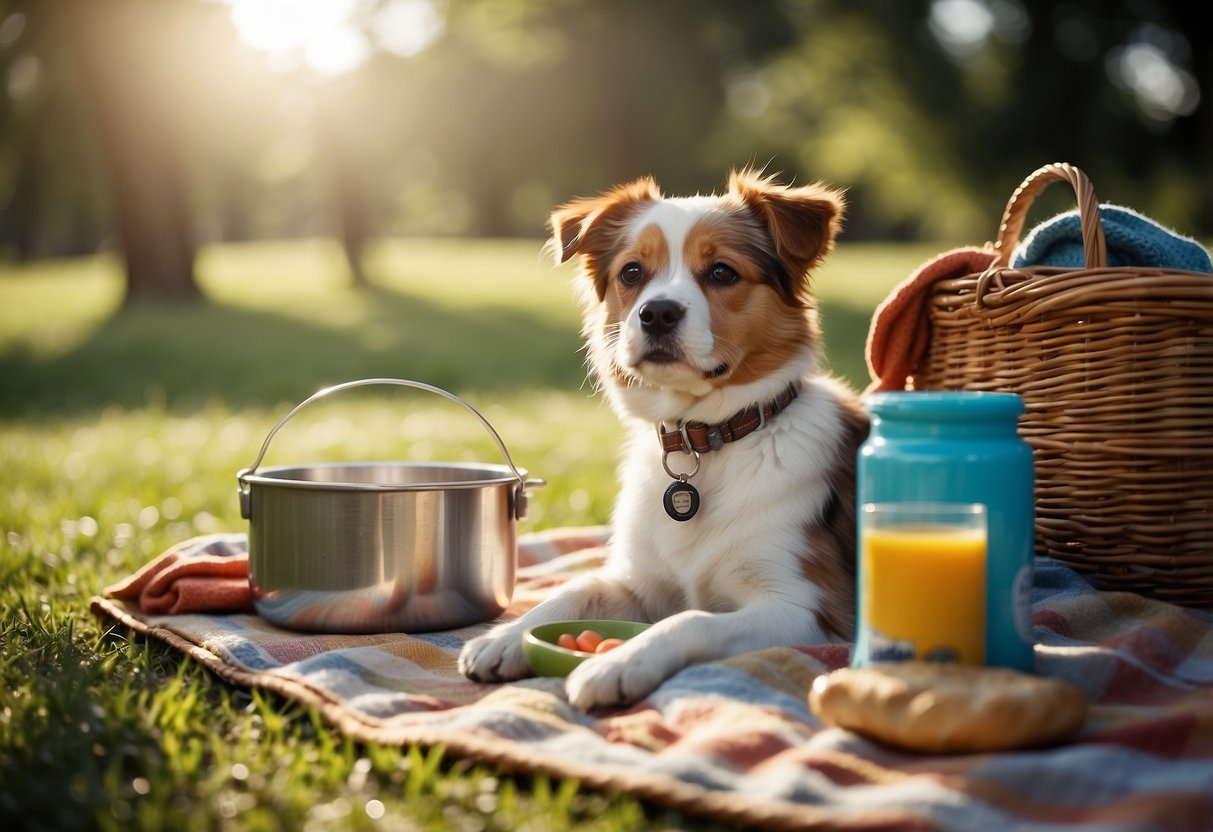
[91,528,1213,831]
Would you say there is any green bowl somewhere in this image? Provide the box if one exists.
[522,619,651,677]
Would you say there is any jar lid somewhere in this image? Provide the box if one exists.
[866,391,1024,419]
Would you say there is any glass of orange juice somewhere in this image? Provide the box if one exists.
[854,502,987,666]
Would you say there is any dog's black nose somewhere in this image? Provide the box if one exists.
[639,299,686,337]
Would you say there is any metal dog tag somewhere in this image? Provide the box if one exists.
[663,479,700,521]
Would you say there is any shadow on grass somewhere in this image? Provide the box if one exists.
[0,285,589,417]
[0,280,874,418]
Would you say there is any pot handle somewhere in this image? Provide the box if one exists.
[236,378,544,521]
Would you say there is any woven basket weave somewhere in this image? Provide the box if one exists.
[911,162,1213,608]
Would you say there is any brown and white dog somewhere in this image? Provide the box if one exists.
[458,169,869,710]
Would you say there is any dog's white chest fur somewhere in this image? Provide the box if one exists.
[612,377,854,618]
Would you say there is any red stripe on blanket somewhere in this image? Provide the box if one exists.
[1103,659,1198,707]
[685,728,795,770]
[1105,620,1207,676]
[796,643,851,669]
[1032,609,1072,637]
[960,772,1213,828]
[1088,711,1210,760]
[1047,789,1212,828]
[594,707,680,752]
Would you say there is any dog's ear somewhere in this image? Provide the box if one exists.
[727,168,845,279]
[548,177,661,300]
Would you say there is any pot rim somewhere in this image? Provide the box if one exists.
[240,460,527,492]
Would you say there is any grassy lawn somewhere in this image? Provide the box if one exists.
[0,237,931,830]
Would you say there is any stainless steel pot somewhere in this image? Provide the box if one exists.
[236,378,544,633]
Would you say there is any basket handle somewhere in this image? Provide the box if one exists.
[236,378,543,521]
[990,162,1108,269]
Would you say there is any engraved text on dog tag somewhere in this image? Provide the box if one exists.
[663,479,700,521]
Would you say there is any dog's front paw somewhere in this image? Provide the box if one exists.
[564,647,667,711]
[458,624,529,682]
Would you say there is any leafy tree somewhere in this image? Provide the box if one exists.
[60,0,200,301]
[1,0,1208,296]
[0,0,105,259]
[715,0,1211,240]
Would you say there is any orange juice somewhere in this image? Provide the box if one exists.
[862,523,987,664]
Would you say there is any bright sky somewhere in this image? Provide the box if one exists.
[224,0,443,75]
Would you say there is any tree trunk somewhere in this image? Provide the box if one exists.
[60,0,198,302]
[332,150,371,288]
[316,91,372,288]
[8,116,43,261]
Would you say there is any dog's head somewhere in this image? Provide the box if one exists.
[549,169,845,422]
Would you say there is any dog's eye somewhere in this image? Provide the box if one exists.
[708,263,739,286]
[619,262,644,286]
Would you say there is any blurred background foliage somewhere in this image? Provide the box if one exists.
[0,0,1208,300]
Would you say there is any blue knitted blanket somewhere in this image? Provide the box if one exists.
[1010,204,1212,272]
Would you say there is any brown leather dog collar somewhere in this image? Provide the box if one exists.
[657,382,801,456]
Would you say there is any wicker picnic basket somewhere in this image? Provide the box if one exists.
[910,162,1213,608]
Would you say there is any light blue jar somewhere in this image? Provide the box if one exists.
[855,392,1035,671]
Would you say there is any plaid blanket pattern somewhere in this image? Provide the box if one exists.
[92,528,1213,831]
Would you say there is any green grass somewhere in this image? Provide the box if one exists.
[0,237,929,830]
